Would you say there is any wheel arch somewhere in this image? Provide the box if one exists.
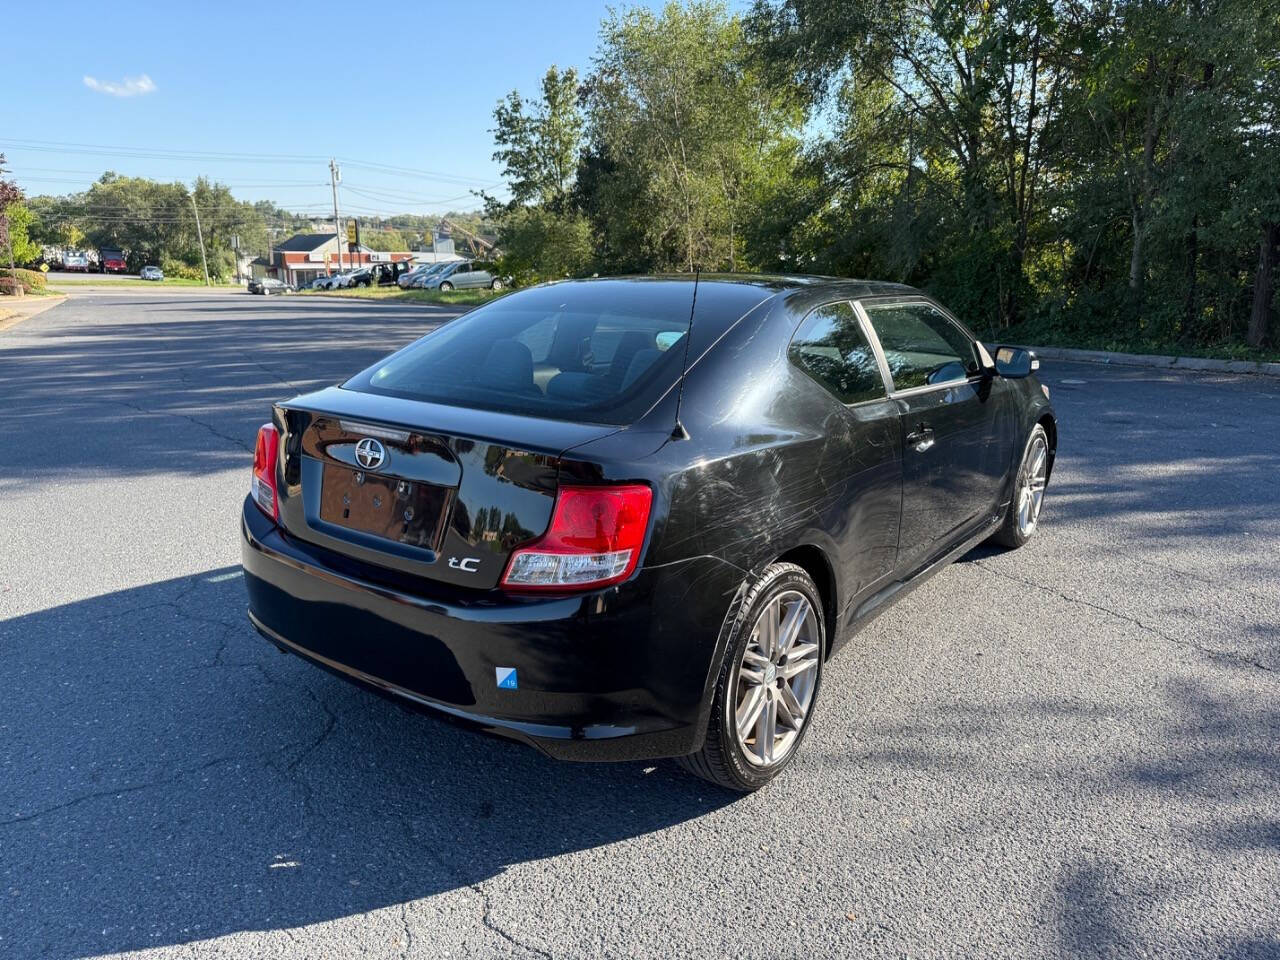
[1036,411,1058,480]
[773,544,839,658]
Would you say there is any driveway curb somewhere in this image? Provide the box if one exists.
[1014,344,1280,379]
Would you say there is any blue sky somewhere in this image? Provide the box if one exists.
[0,0,746,217]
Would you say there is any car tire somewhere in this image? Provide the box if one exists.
[678,561,825,792]
[990,423,1050,549]
[490,278,503,291]
[439,281,453,292]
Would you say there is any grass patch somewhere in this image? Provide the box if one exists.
[997,320,1280,364]
[296,286,503,306]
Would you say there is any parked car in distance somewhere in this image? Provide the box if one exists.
[63,252,90,273]
[313,272,349,290]
[398,262,449,289]
[139,265,164,281]
[417,259,504,291]
[99,248,127,274]
[407,263,453,288]
[240,275,1057,791]
[344,262,412,288]
[248,277,294,295]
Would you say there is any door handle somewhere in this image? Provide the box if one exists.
[906,424,935,452]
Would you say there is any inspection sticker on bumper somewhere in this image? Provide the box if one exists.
[496,667,518,690]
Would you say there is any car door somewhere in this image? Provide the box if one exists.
[857,297,1011,572]
[787,300,903,606]
[449,262,475,287]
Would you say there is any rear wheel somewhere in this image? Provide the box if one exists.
[678,562,825,792]
[991,424,1049,548]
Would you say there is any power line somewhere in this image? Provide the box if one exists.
[1,137,501,186]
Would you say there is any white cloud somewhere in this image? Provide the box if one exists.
[83,74,157,97]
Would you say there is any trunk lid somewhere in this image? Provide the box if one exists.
[274,386,618,590]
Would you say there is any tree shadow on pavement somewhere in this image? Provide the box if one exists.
[0,567,735,959]
[837,678,1280,959]
[0,299,460,487]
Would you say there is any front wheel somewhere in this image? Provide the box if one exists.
[678,562,825,792]
[990,423,1049,548]
[490,278,503,291]
[439,281,453,292]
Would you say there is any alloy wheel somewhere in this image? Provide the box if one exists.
[1017,433,1049,537]
[732,590,820,766]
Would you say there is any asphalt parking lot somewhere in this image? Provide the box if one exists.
[2,291,1277,959]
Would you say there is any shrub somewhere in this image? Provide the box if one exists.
[14,268,46,291]
[1,268,46,294]
[160,257,205,281]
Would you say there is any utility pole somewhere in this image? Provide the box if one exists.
[190,186,211,287]
[330,159,344,274]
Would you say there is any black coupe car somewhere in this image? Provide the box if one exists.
[241,275,1056,790]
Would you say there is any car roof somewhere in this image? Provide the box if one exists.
[558,273,921,300]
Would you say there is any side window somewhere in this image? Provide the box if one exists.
[787,301,887,405]
[862,302,979,391]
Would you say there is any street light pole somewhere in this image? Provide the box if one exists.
[330,159,344,274]
[190,187,211,287]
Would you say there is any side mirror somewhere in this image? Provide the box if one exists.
[994,346,1038,378]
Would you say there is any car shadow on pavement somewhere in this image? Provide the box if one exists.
[0,566,735,958]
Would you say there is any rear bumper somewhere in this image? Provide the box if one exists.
[240,497,742,761]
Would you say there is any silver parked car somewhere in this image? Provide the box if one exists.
[398,262,448,289]
[140,265,164,281]
[419,260,504,291]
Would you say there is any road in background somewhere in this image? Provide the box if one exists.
[2,293,1277,959]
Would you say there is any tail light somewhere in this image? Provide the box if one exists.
[251,423,280,521]
[501,484,653,592]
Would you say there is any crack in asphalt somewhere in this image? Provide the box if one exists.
[1,751,265,828]
[971,560,1276,674]
[107,397,253,452]
[467,879,554,960]
[391,805,555,959]
[1,576,336,829]
[399,902,414,959]
[232,351,305,396]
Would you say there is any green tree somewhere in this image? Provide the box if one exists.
[1,204,40,264]
[492,66,584,210]
[0,153,26,279]
[585,1,803,272]
[497,206,594,284]
[750,0,1070,327]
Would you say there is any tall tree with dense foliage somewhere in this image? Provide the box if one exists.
[492,66,584,210]
[745,0,1279,348]
[583,1,803,272]
[0,153,24,281]
[489,66,594,280]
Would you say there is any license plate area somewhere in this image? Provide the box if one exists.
[318,464,452,551]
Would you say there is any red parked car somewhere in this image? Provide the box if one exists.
[99,248,127,274]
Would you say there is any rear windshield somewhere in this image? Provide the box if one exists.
[345,281,703,425]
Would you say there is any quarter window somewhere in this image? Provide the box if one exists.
[862,302,979,391]
[787,302,887,405]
